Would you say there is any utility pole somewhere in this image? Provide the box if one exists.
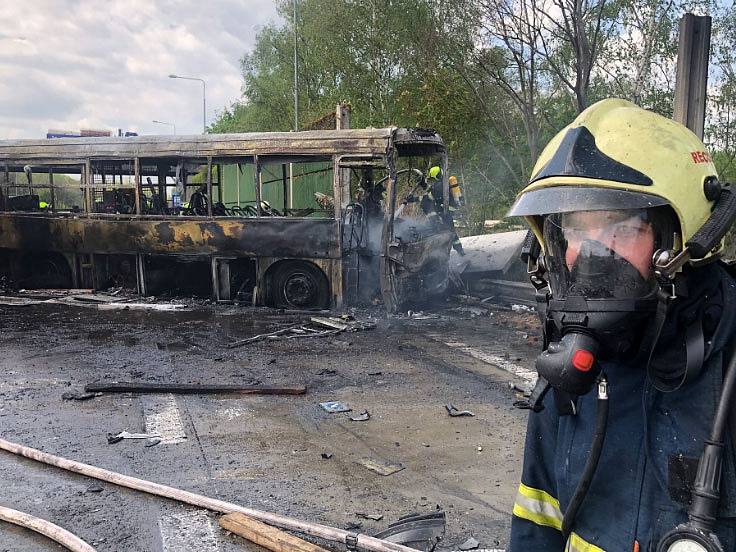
[290,0,299,212]
[673,13,711,139]
[293,0,299,132]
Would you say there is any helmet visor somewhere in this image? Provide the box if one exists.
[508,186,669,217]
[543,209,663,300]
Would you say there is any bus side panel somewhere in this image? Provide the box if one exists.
[0,215,340,259]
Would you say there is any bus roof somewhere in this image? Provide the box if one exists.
[0,128,444,166]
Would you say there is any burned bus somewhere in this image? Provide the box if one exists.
[0,128,454,311]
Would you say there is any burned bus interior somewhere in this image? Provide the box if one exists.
[0,129,453,311]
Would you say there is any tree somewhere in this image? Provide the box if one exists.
[214,0,736,237]
[535,0,615,113]
[707,2,736,182]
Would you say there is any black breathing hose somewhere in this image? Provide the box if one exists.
[686,339,736,531]
[708,341,736,448]
[562,373,609,538]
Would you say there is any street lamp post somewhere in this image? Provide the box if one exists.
[152,120,176,135]
[168,74,206,134]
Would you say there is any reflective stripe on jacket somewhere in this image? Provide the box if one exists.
[513,483,562,530]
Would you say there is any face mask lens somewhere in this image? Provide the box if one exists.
[543,209,657,300]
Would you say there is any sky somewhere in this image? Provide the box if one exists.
[0,0,281,139]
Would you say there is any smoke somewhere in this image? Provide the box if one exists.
[342,198,452,306]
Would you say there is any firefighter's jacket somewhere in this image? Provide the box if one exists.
[509,263,736,552]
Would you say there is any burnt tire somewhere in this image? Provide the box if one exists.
[269,261,330,310]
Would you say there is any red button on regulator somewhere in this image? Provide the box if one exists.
[572,349,595,372]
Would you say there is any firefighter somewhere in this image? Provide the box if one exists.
[506,99,736,552]
[425,166,465,255]
[186,184,208,215]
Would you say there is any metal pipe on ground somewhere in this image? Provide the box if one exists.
[0,437,415,552]
[0,505,96,552]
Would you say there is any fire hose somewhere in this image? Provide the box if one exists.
[0,505,96,552]
[0,437,416,552]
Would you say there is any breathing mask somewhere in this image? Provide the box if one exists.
[534,206,676,396]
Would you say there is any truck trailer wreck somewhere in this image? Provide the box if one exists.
[0,129,454,311]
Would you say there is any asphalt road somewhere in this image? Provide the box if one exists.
[0,301,540,552]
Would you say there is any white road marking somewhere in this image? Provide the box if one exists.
[428,334,537,384]
[452,549,505,552]
[0,378,67,389]
[219,407,249,421]
[142,394,187,444]
[159,510,219,552]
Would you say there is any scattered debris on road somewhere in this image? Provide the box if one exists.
[350,410,371,422]
[451,306,488,318]
[319,401,351,413]
[0,293,187,312]
[310,316,351,330]
[357,512,384,521]
[446,404,475,417]
[227,315,375,349]
[509,382,533,397]
[61,390,99,401]
[0,436,434,552]
[0,290,539,550]
[358,458,404,476]
[458,536,480,550]
[311,315,376,332]
[316,368,338,376]
[106,431,161,444]
[404,311,442,320]
[374,511,446,551]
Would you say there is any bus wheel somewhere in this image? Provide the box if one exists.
[269,261,330,310]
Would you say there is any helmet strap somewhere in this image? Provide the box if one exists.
[643,277,706,392]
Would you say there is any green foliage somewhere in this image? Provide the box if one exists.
[212,0,736,235]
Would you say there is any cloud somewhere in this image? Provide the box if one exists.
[0,0,281,139]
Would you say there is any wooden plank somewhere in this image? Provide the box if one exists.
[336,103,351,130]
[219,513,330,552]
[310,316,349,330]
[673,14,711,139]
[84,382,307,395]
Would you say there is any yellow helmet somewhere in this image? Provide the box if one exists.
[427,166,441,180]
[509,98,722,263]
